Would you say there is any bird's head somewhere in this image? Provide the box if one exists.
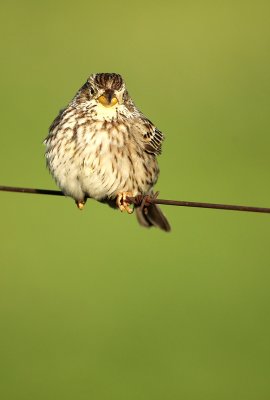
[89,73,126,108]
[72,73,138,120]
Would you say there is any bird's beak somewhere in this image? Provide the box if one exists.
[98,89,118,107]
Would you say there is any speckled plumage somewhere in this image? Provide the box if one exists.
[44,73,170,231]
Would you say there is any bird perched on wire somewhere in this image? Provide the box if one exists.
[44,73,170,232]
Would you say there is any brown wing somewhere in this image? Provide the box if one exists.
[133,118,164,156]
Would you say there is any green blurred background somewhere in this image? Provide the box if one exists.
[0,1,270,399]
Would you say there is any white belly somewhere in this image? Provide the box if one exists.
[46,122,149,201]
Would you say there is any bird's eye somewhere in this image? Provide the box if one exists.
[90,87,95,95]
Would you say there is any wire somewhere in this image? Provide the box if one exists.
[0,185,269,214]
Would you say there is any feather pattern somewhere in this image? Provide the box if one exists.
[44,73,170,231]
[140,118,164,155]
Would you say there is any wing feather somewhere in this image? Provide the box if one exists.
[133,118,164,156]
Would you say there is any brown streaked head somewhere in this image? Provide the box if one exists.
[92,73,124,91]
[87,73,125,107]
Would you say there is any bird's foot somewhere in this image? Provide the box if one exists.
[76,199,87,210]
[116,192,134,214]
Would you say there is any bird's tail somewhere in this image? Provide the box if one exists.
[135,203,171,232]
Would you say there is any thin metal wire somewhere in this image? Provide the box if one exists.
[0,185,65,196]
[0,185,269,214]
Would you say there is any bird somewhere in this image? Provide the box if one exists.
[44,73,171,232]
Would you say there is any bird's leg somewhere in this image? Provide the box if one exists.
[116,192,134,214]
[76,197,87,210]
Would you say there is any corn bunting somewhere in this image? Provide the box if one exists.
[44,73,170,231]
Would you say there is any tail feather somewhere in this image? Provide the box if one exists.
[135,204,171,232]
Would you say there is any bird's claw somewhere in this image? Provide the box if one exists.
[76,199,86,210]
[116,192,134,214]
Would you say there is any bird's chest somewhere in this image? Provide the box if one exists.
[75,122,142,198]
[47,120,156,200]
[79,122,131,172]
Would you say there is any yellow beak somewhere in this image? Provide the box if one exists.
[98,95,118,107]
